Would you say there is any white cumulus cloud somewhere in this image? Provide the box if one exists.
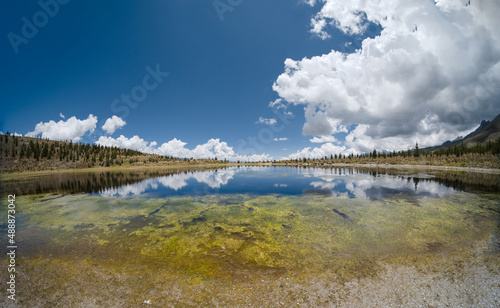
[256,117,278,126]
[268,98,287,109]
[274,0,500,153]
[97,135,157,153]
[310,135,338,143]
[102,116,126,135]
[156,138,238,159]
[285,142,353,160]
[96,135,270,162]
[273,137,288,142]
[26,114,98,142]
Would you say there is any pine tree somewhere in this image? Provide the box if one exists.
[27,144,32,158]
[29,140,35,157]
[35,141,40,161]
[19,144,26,158]
[42,143,49,158]
[49,143,55,159]
[11,144,16,157]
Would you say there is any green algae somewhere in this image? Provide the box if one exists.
[11,190,499,280]
[4,167,500,306]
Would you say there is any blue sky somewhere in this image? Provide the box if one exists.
[2,1,499,160]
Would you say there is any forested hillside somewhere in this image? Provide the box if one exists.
[0,134,224,173]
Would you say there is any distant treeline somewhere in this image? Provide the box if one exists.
[0,134,179,169]
[2,133,499,171]
[283,139,500,163]
[431,139,500,157]
[0,134,232,173]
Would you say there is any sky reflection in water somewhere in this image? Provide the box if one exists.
[97,166,456,200]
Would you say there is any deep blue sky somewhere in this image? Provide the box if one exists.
[1,0,363,158]
[3,1,499,161]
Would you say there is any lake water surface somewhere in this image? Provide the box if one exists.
[2,166,500,306]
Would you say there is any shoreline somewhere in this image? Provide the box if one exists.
[309,162,500,174]
[0,163,236,181]
[2,162,500,181]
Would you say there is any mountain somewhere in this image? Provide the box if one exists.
[460,114,500,146]
[427,114,500,151]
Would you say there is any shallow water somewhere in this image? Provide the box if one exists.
[2,166,500,306]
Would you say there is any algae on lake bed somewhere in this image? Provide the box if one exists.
[9,191,500,278]
[1,186,500,307]
[2,167,500,306]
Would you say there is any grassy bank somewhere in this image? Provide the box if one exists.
[0,163,237,182]
[272,152,500,170]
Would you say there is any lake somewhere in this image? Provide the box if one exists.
[2,166,500,306]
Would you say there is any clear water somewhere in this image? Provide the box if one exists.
[2,166,499,305]
[96,166,455,199]
[6,165,497,198]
